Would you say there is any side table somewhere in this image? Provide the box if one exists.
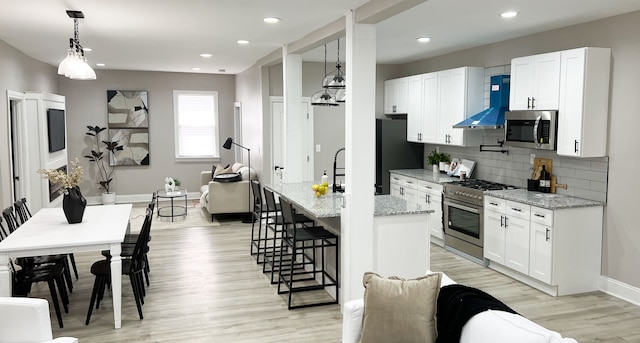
[156,188,188,222]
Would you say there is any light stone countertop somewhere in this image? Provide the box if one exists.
[485,189,605,210]
[266,182,433,218]
[389,169,458,184]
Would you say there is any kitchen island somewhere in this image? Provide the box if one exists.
[266,182,434,302]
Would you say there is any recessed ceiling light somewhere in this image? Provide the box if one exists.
[237,40,250,45]
[416,37,431,43]
[200,53,212,58]
[500,11,518,18]
[96,63,105,67]
[83,47,92,52]
[191,67,201,71]
[218,69,226,73]
[263,17,281,24]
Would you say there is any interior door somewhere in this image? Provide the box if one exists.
[270,96,313,185]
[7,91,27,205]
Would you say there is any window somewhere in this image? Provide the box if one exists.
[173,90,219,160]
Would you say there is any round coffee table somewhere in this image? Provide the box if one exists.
[156,188,188,222]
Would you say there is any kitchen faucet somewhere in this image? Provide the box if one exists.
[333,148,345,193]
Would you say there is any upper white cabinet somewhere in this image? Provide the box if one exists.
[436,67,484,146]
[556,47,611,157]
[384,77,408,114]
[400,67,483,146]
[509,52,561,110]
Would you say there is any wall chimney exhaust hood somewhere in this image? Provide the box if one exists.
[454,75,510,129]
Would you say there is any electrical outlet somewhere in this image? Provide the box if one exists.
[315,144,321,152]
[530,154,535,164]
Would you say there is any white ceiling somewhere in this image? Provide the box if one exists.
[1,0,639,75]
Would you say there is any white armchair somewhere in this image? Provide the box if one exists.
[0,297,78,343]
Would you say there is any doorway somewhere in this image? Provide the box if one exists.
[6,91,26,205]
[269,96,314,186]
[233,102,243,163]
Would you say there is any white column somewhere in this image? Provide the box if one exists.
[282,47,304,183]
[341,11,376,303]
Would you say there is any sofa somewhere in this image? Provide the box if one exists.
[342,271,578,343]
[200,162,257,221]
[0,297,78,343]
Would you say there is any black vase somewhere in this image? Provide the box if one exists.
[62,186,87,224]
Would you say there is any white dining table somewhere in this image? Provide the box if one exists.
[0,203,132,329]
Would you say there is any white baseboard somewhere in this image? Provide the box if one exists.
[85,192,202,206]
[599,276,640,306]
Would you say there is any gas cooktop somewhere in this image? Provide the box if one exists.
[447,179,516,191]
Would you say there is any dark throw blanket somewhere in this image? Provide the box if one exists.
[435,284,518,343]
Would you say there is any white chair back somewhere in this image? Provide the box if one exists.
[0,297,78,343]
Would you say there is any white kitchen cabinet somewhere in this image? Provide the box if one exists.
[436,67,484,146]
[406,75,424,142]
[509,52,561,110]
[557,47,611,157]
[484,196,530,275]
[384,77,408,114]
[416,180,444,246]
[485,195,604,296]
[389,173,417,205]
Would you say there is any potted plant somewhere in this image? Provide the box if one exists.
[427,150,441,174]
[439,152,451,172]
[85,125,123,205]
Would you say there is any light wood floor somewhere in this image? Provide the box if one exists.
[25,218,640,342]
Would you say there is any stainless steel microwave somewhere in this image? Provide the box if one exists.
[504,110,558,150]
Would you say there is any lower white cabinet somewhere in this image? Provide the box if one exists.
[416,180,444,245]
[389,173,418,205]
[484,195,603,296]
[484,197,530,275]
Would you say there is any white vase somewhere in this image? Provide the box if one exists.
[102,192,116,205]
[432,164,439,174]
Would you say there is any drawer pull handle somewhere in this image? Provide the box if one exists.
[546,228,550,241]
[512,208,522,212]
[534,213,545,218]
[490,202,499,206]
[500,215,504,227]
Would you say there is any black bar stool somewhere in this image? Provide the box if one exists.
[276,197,339,310]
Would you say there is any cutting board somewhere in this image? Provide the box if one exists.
[532,157,553,180]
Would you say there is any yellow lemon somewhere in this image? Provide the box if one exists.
[322,181,329,188]
[315,191,322,198]
[312,184,319,191]
[320,186,327,195]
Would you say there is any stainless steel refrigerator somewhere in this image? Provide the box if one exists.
[375,119,424,194]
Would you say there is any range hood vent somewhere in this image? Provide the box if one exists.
[454,75,510,129]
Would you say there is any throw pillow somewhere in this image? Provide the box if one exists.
[214,164,232,177]
[211,165,217,181]
[359,272,442,343]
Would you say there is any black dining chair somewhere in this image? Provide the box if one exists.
[0,219,69,328]
[3,205,75,294]
[13,198,80,280]
[86,207,153,325]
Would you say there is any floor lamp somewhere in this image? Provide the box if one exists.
[222,137,252,223]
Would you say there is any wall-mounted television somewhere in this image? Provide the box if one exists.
[47,109,66,152]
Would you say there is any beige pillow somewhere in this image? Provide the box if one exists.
[359,272,441,343]
[213,164,232,177]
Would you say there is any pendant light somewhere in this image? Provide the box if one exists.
[322,38,346,89]
[335,88,346,103]
[311,44,339,107]
[57,10,96,80]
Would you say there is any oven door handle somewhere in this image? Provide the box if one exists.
[444,199,481,214]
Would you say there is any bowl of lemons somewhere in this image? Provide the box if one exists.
[312,182,329,197]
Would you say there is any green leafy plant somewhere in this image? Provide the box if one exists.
[439,152,451,163]
[427,150,441,165]
[84,126,123,193]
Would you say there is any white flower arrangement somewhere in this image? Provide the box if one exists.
[38,158,84,195]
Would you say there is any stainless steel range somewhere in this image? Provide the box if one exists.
[443,179,515,264]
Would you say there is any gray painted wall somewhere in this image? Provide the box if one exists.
[58,70,236,198]
[0,39,58,209]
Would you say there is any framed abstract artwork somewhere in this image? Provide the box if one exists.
[109,128,150,166]
[107,90,149,128]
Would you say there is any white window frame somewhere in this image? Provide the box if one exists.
[173,90,220,162]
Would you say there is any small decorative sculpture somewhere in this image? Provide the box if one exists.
[164,177,175,192]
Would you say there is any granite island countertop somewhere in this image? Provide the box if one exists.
[266,182,433,218]
[389,169,458,184]
[485,189,604,210]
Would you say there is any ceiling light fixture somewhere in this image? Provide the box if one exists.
[322,38,346,89]
[263,17,281,23]
[417,37,431,43]
[191,67,201,71]
[237,40,250,45]
[500,11,518,18]
[200,53,212,58]
[96,63,105,67]
[57,10,96,80]
[311,44,339,107]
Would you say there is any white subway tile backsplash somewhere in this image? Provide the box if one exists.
[560,177,590,190]
[574,169,608,182]
[558,159,592,170]
[590,181,608,192]
[590,161,608,172]
[552,167,575,178]
[574,189,607,203]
